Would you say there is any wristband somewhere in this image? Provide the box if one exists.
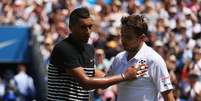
[121,73,126,80]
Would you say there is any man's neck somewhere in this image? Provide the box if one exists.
[71,34,85,50]
[127,42,144,60]
[127,49,139,61]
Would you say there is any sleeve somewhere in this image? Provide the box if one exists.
[150,57,174,93]
[50,44,82,69]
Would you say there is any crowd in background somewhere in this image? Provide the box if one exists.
[0,64,35,101]
[0,0,201,101]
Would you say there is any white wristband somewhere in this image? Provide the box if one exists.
[121,73,126,80]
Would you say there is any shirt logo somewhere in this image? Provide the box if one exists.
[85,58,94,68]
[138,59,147,65]
[0,39,17,49]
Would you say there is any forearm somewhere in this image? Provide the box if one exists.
[162,90,175,101]
[67,67,126,90]
[80,74,125,89]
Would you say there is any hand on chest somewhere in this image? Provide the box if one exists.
[118,58,150,78]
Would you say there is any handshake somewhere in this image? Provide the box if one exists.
[121,64,148,81]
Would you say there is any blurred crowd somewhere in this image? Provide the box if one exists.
[0,0,201,101]
[0,64,35,101]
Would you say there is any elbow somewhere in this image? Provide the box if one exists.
[79,77,94,90]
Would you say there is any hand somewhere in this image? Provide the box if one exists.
[123,64,148,80]
[136,64,148,77]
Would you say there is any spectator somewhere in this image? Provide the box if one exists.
[189,45,201,80]
[0,77,6,100]
[14,64,35,101]
[95,48,111,72]
[3,79,19,101]
[188,74,201,101]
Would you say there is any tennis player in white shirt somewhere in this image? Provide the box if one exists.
[107,14,175,101]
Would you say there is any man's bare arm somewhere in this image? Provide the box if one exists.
[66,65,145,90]
[161,90,175,101]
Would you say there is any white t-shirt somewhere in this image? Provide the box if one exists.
[14,72,35,95]
[190,81,201,98]
[107,43,173,101]
[189,59,201,76]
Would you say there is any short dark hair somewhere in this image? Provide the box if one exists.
[69,7,90,28]
[121,14,148,36]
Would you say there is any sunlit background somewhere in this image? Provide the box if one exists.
[0,0,200,101]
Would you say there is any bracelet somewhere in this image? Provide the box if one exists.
[121,73,126,80]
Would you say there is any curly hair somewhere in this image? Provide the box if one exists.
[121,14,148,36]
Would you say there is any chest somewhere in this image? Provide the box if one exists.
[117,59,155,87]
[114,58,149,73]
[78,49,95,77]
